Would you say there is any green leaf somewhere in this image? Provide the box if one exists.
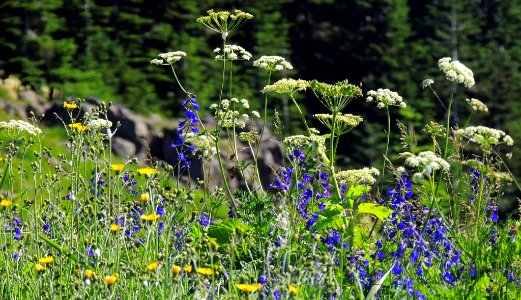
[36,233,79,264]
[366,261,396,300]
[357,203,393,221]
[207,219,254,244]
[345,185,371,201]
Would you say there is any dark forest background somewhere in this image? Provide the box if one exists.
[1,0,521,181]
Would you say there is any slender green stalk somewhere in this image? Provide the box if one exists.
[290,95,312,135]
[170,64,189,95]
[381,107,391,189]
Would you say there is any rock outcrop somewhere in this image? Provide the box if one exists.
[3,94,282,191]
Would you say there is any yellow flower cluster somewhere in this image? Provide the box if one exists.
[69,123,87,133]
[137,167,157,176]
[141,214,160,222]
[236,283,262,293]
[0,199,12,208]
[63,101,77,110]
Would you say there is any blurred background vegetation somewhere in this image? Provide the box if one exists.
[1,0,520,188]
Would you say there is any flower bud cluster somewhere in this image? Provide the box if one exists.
[465,98,488,112]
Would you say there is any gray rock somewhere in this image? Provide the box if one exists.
[112,136,137,157]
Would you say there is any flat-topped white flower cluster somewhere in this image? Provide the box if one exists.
[401,151,450,181]
[366,88,406,109]
[438,57,475,88]
[86,119,112,130]
[455,126,514,147]
[336,167,380,186]
[262,78,309,96]
[0,120,41,136]
[214,45,252,61]
[151,51,187,65]
[253,56,293,71]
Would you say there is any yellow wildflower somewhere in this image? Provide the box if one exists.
[104,274,118,285]
[147,261,158,271]
[110,224,121,232]
[69,123,87,133]
[35,264,44,272]
[39,256,54,265]
[288,285,299,294]
[63,101,78,110]
[137,167,157,176]
[1,199,12,207]
[111,164,124,172]
[141,214,160,222]
[184,265,192,273]
[172,265,182,274]
[236,283,262,293]
[84,270,95,278]
[197,267,214,276]
[140,193,149,202]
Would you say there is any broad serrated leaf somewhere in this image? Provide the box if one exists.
[357,203,393,221]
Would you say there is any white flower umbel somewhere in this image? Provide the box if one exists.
[151,51,187,65]
[455,126,514,149]
[401,151,450,182]
[0,120,42,136]
[253,56,293,72]
[366,88,406,109]
[336,167,380,186]
[214,45,252,61]
[262,78,309,96]
[184,132,217,160]
[86,119,112,130]
[438,57,475,88]
[465,98,488,112]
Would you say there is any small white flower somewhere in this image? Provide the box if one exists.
[93,248,101,257]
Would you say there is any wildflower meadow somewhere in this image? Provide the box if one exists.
[1,9,521,300]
